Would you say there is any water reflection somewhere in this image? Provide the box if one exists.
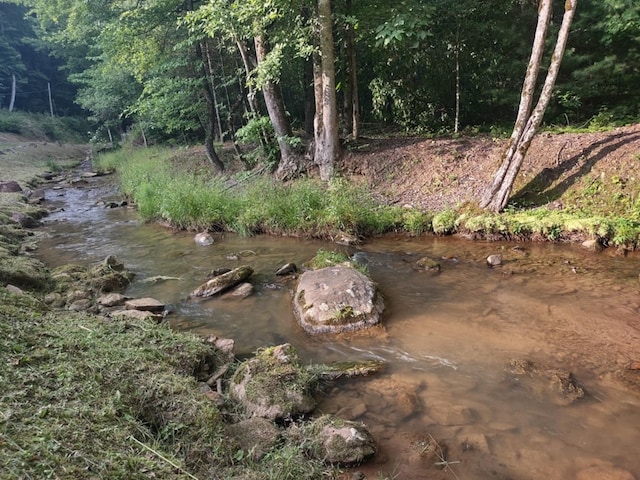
[36,177,640,479]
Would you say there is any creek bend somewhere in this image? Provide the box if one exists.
[36,175,640,480]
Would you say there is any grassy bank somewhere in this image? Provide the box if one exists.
[96,145,640,248]
[0,132,337,479]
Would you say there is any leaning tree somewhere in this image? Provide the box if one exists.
[480,0,578,212]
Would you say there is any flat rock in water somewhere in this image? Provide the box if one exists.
[486,254,502,266]
[229,282,254,298]
[293,265,384,334]
[190,265,254,298]
[125,297,165,312]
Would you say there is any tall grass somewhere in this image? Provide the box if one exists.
[95,147,416,237]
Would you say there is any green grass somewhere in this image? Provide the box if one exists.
[95,144,640,247]
[95,147,406,237]
[0,110,88,142]
[0,290,232,479]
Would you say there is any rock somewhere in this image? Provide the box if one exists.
[27,188,45,204]
[5,284,24,296]
[229,344,316,421]
[628,361,640,371]
[68,299,92,311]
[0,181,22,192]
[576,466,635,480]
[429,404,476,426]
[334,232,360,246]
[109,309,157,321]
[229,282,254,298]
[226,417,281,461]
[204,336,235,359]
[207,267,232,279]
[97,293,126,307]
[190,266,254,298]
[293,265,385,334]
[125,297,165,313]
[413,256,441,272]
[459,432,491,454]
[581,239,603,252]
[67,289,92,303]
[506,359,585,406]
[11,212,39,228]
[275,262,297,276]
[81,171,98,178]
[194,232,214,246]
[44,292,63,306]
[303,415,376,465]
[486,254,502,267]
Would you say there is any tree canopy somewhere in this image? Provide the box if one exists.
[1,0,638,166]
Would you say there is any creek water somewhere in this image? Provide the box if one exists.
[36,176,640,480]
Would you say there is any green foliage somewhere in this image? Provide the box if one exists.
[0,110,88,142]
[432,209,458,234]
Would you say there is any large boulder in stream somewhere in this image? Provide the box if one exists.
[190,265,253,298]
[293,264,384,334]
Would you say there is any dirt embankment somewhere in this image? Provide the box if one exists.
[339,124,640,213]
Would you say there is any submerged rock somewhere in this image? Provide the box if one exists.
[293,265,384,334]
[506,359,585,405]
[413,256,441,272]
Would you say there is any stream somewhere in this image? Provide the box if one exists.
[36,174,640,480]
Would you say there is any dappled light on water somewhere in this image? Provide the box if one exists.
[38,181,640,480]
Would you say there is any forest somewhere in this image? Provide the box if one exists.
[1,0,639,179]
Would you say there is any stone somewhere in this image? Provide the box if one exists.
[110,309,157,321]
[628,361,640,371]
[229,282,254,298]
[486,254,502,266]
[275,262,297,276]
[429,404,476,426]
[506,359,585,406]
[5,284,24,296]
[97,293,127,307]
[11,213,39,228]
[226,417,281,461]
[194,232,214,246]
[413,256,441,272]
[125,297,165,313]
[229,344,316,421]
[27,188,45,204]
[576,466,635,480]
[334,232,360,246]
[581,239,603,252]
[204,336,235,358]
[0,181,22,192]
[68,299,92,311]
[67,289,92,303]
[304,415,376,465]
[293,265,384,334]
[190,266,254,298]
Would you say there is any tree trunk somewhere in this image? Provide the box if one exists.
[9,74,16,112]
[254,35,301,180]
[481,0,577,211]
[314,0,340,181]
[204,41,224,142]
[343,0,359,140]
[454,24,460,134]
[197,41,224,173]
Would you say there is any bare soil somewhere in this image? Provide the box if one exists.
[338,123,640,212]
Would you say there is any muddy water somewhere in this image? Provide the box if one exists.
[37,177,640,480]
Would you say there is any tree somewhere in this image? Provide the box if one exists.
[480,0,578,212]
[314,0,340,181]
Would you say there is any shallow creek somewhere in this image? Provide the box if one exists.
[36,176,640,479]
